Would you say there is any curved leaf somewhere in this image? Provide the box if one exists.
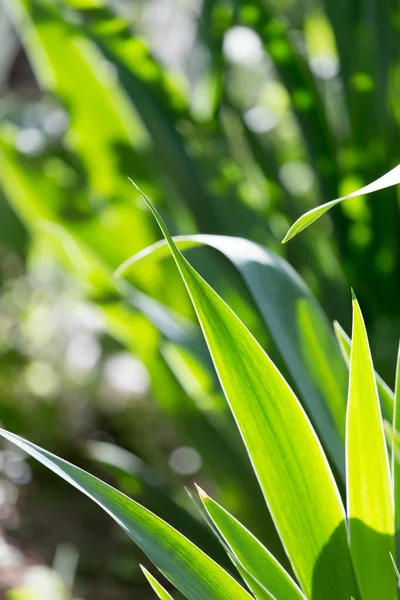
[283,164,400,242]
[0,429,252,600]
[346,294,395,600]
[117,234,348,476]
[86,441,230,567]
[132,190,358,600]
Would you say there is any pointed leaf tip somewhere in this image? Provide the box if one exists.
[195,483,209,500]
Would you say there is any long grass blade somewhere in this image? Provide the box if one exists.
[334,320,394,419]
[133,188,358,599]
[196,486,305,600]
[0,429,253,600]
[117,234,348,476]
[346,293,395,600]
[283,164,400,242]
[392,341,400,570]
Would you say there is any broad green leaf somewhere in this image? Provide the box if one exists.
[0,429,252,600]
[346,294,395,600]
[134,190,358,600]
[283,164,400,242]
[393,341,400,567]
[117,234,348,476]
[141,566,174,600]
[196,486,305,600]
[334,320,394,419]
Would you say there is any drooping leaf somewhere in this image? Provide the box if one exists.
[333,320,394,419]
[346,293,395,600]
[130,189,358,600]
[86,441,230,567]
[196,486,305,600]
[141,566,175,600]
[0,429,252,600]
[117,234,348,476]
[283,164,400,242]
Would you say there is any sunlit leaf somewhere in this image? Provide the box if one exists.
[86,441,229,567]
[0,429,252,600]
[117,234,348,475]
[334,320,394,419]
[141,566,175,600]
[283,164,400,242]
[392,341,400,569]
[196,486,305,600]
[131,188,358,600]
[346,293,395,600]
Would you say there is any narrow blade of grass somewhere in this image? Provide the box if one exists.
[0,429,253,600]
[346,294,395,600]
[196,486,305,600]
[135,188,358,599]
[334,320,394,419]
[393,341,400,570]
[283,164,400,242]
[141,566,175,599]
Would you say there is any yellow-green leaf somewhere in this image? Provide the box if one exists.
[333,320,394,419]
[346,294,395,600]
[136,189,358,600]
[0,429,252,600]
[283,164,400,242]
[392,342,400,569]
[141,566,175,600]
[196,486,305,600]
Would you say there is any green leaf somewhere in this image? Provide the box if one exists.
[282,164,400,242]
[86,441,230,568]
[346,294,396,600]
[196,486,305,600]
[117,234,348,477]
[333,320,394,419]
[135,188,358,600]
[393,341,400,568]
[0,136,280,552]
[0,429,252,600]
[141,566,175,599]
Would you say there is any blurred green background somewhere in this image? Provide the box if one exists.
[0,0,399,598]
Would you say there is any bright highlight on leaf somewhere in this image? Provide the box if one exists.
[333,320,394,419]
[346,293,395,600]
[393,342,400,569]
[132,183,358,600]
[282,164,400,242]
